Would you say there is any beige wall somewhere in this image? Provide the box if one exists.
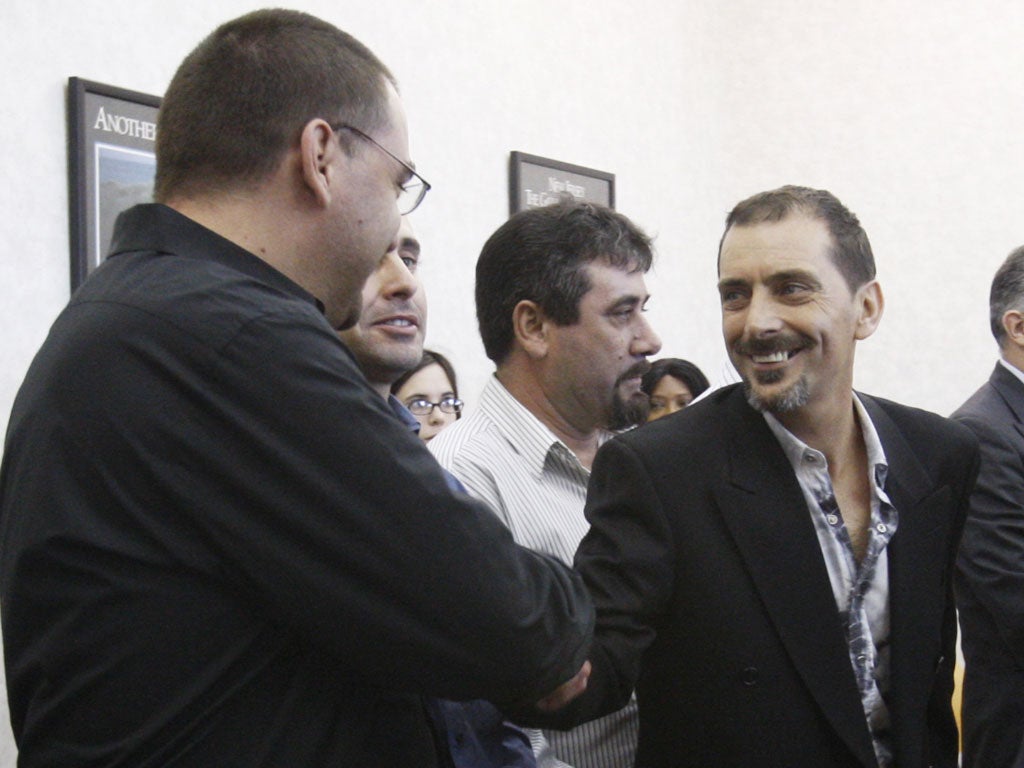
[1,0,1023,760]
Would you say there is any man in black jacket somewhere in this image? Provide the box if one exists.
[532,186,978,768]
[0,10,591,766]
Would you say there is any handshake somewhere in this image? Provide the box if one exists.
[534,660,591,713]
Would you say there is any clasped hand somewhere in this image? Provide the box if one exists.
[535,661,591,712]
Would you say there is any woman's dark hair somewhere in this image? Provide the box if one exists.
[641,358,710,399]
[390,350,460,418]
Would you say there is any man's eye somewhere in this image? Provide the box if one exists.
[720,291,746,307]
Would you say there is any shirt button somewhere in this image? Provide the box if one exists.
[827,514,840,525]
[876,523,888,533]
[741,667,759,686]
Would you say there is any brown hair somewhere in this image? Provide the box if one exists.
[155,9,396,202]
[720,185,876,292]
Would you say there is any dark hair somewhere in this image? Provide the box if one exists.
[640,358,710,400]
[390,350,459,416]
[155,9,396,202]
[719,185,876,292]
[476,199,654,364]
[989,245,1024,344]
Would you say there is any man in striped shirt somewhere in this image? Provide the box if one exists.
[430,199,661,768]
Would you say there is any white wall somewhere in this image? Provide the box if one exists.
[1,0,1023,761]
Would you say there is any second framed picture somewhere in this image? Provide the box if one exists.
[508,151,615,215]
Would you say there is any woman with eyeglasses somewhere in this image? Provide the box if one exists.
[391,350,463,443]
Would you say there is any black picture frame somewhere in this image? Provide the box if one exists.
[67,77,161,291]
[508,151,615,216]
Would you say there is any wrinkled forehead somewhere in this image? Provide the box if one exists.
[718,214,834,277]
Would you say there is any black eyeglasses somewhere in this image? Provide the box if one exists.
[404,396,463,416]
[333,124,431,215]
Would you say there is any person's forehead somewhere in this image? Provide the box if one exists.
[719,214,834,275]
[396,218,419,252]
[581,259,648,293]
[377,81,411,162]
[406,362,452,392]
[652,375,690,395]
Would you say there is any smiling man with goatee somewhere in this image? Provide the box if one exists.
[527,185,981,768]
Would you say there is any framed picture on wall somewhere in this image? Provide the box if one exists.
[67,77,161,291]
[508,151,615,215]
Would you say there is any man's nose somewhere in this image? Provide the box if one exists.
[379,251,417,298]
[744,288,782,335]
[631,315,662,357]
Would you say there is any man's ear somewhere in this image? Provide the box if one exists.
[298,119,339,207]
[511,300,550,359]
[854,280,884,341]
[1002,310,1024,348]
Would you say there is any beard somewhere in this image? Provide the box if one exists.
[732,332,813,415]
[741,368,811,414]
[609,389,649,430]
[607,361,652,431]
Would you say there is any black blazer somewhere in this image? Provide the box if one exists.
[953,363,1024,768]
[541,384,978,768]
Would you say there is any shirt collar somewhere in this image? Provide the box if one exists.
[763,393,889,486]
[999,357,1024,388]
[481,376,609,481]
[108,203,324,313]
[387,394,421,434]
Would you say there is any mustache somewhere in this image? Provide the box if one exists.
[616,360,652,385]
[733,333,812,357]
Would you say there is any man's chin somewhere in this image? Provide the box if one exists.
[609,391,648,430]
[742,376,810,414]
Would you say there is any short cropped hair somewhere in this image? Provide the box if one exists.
[476,199,654,365]
[155,9,396,202]
[641,358,710,400]
[989,245,1024,345]
[720,185,876,292]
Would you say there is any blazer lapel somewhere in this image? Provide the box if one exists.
[715,392,878,767]
[990,363,1024,442]
[862,395,956,766]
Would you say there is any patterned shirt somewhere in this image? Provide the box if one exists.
[429,375,638,768]
[764,395,899,768]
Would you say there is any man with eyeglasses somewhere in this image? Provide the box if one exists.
[340,217,536,768]
[430,199,662,768]
[0,10,593,767]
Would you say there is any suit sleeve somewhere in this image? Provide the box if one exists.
[80,305,595,705]
[954,412,1024,666]
[520,435,676,727]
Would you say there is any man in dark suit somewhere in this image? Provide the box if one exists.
[952,245,1024,768]
[531,186,979,767]
[0,11,592,766]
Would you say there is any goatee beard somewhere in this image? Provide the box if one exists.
[607,361,654,430]
[742,371,810,414]
[609,390,648,430]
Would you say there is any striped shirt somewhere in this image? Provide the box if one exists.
[429,375,638,768]
[764,395,898,768]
